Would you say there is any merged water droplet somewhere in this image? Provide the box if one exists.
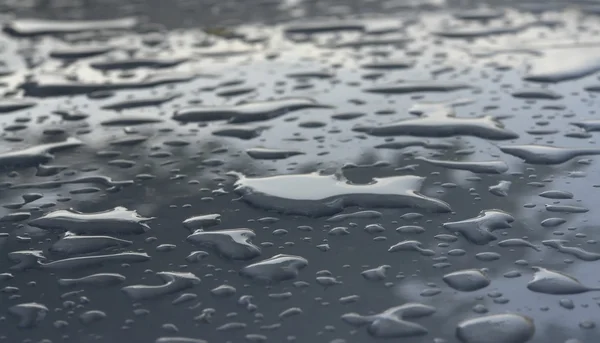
[443,210,514,245]
[341,303,436,338]
[50,235,133,255]
[389,240,435,256]
[122,272,200,301]
[4,17,137,36]
[102,93,181,111]
[434,20,559,38]
[29,206,152,234]
[512,88,563,100]
[231,171,450,216]
[0,98,37,114]
[416,156,508,174]
[186,229,261,260]
[173,98,331,123]
[239,254,308,283]
[41,251,150,270]
[90,57,188,71]
[58,273,126,287]
[326,210,382,223]
[0,137,82,169]
[364,81,472,94]
[542,240,600,261]
[155,337,207,343]
[499,145,600,165]
[354,99,518,140]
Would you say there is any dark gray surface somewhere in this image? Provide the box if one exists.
[1,1,600,343]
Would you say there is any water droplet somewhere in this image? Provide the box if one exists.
[246,148,305,160]
[443,269,491,292]
[489,181,511,197]
[182,214,221,231]
[527,267,598,295]
[497,239,540,251]
[456,314,535,343]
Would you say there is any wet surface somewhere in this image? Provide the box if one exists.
[3,0,600,342]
